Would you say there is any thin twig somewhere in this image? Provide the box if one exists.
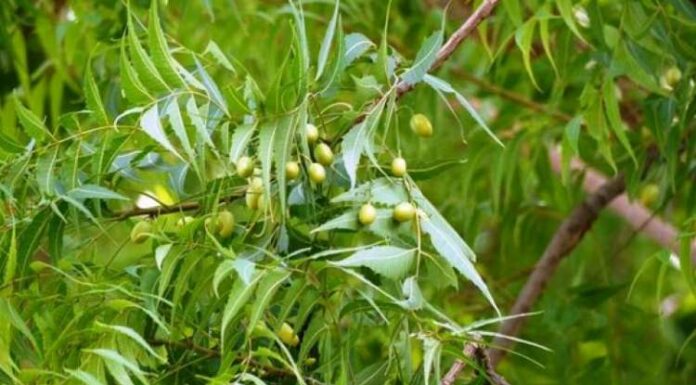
[442,335,510,385]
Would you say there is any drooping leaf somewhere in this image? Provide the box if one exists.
[315,0,340,80]
[140,104,183,160]
[148,1,185,88]
[332,246,416,280]
[229,123,255,163]
[401,30,443,85]
[246,269,291,336]
[66,369,106,385]
[331,177,408,205]
[273,115,297,214]
[515,19,540,90]
[95,323,165,362]
[67,184,129,201]
[344,32,374,65]
[120,40,152,104]
[127,14,169,93]
[221,272,263,349]
[13,96,49,142]
[84,61,109,125]
[398,276,424,310]
[341,98,386,188]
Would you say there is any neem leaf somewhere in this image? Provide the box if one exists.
[332,246,416,280]
[13,96,49,142]
[401,30,443,86]
[84,61,109,125]
[148,1,185,88]
[140,104,183,160]
[315,0,340,80]
[67,184,129,201]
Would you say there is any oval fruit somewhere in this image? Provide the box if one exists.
[285,161,300,180]
[358,203,377,225]
[130,221,152,243]
[236,156,254,178]
[277,322,299,347]
[246,177,264,209]
[639,184,660,207]
[665,67,682,87]
[176,216,194,228]
[410,114,433,137]
[306,123,319,144]
[217,210,235,238]
[393,202,416,223]
[308,163,326,183]
[391,157,407,177]
[314,143,334,166]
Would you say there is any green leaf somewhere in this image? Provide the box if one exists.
[66,369,106,385]
[556,0,587,43]
[148,1,185,88]
[421,336,441,385]
[221,272,263,349]
[341,98,386,188]
[602,80,636,164]
[120,40,152,104]
[195,59,229,116]
[258,120,277,206]
[204,41,236,73]
[312,210,359,233]
[141,104,183,160]
[127,14,169,93]
[13,96,49,142]
[185,96,216,152]
[36,147,59,197]
[332,177,408,205]
[165,98,195,163]
[102,358,134,385]
[229,123,255,163]
[401,30,443,86]
[423,75,503,147]
[246,269,291,336]
[538,11,559,78]
[332,246,416,280]
[398,276,424,310]
[84,61,109,125]
[67,184,129,201]
[154,243,173,271]
[405,158,467,181]
[96,323,165,362]
[0,131,24,153]
[273,115,297,214]
[344,32,374,65]
[86,349,147,384]
[515,19,540,90]
[315,0,340,80]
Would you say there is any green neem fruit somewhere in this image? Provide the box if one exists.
[410,114,433,137]
[393,202,416,222]
[665,67,682,87]
[391,157,407,177]
[277,322,299,347]
[285,161,300,180]
[176,216,194,228]
[358,203,377,225]
[217,210,235,238]
[639,184,660,207]
[306,123,319,144]
[130,221,152,243]
[314,143,334,166]
[308,163,326,183]
[236,156,255,178]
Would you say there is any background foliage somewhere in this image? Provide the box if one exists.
[1,0,695,384]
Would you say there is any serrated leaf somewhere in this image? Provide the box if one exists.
[127,14,169,93]
[312,210,359,233]
[420,216,498,314]
[67,184,129,201]
[204,41,236,73]
[401,31,443,86]
[344,32,374,65]
[331,177,408,205]
[315,0,340,80]
[96,323,165,362]
[341,98,386,188]
[84,61,109,125]
[141,105,183,160]
[148,1,185,88]
[66,369,106,385]
[213,258,256,297]
[195,59,229,115]
[421,336,441,385]
[556,0,587,43]
[86,349,146,384]
[165,98,195,163]
[258,121,276,206]
[120,40,152,104]
[246,269,291,336]
[103,358,134,385]
[36,147,59,197]
[332,246,415,280]
[221,272,263,350]
[185,96,216,151]
[13,96,48,142]
[538,13,559,77]
[424,74,503,147]
[398,276,424,310]
[229,123,255,163]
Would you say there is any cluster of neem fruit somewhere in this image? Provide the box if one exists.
[129,113,434,243]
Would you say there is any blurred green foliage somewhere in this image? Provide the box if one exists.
[0,0,695,384]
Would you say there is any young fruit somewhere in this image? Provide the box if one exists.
[246,177,264,209]
[410,114,433,138]
[358,203,377,225]
[130,221,152,243]
[176,216,194,228]
[236,156,254,178]
[665,67,682,87]
[257,194,267,211]
[314,143,334,166]
[217,210,235,238]
[308,163,326,183]
[639,184,660,207]
[306,123,319,144]
[393,202,416,223]
[391,157,407,177]
[285,161,300,180]
[277,322,299,347]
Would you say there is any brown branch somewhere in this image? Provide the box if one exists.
[442,335,510,385]
[113,190,244,220]
[487,173,627,366]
